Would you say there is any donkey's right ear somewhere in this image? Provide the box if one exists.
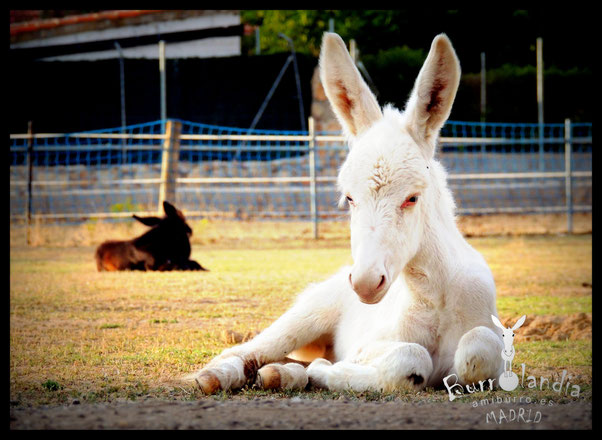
[133,215,161,227]
[512,315,527,331]
[319,32,382,141]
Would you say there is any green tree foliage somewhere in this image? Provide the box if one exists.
[242,10,421,57]
[241,9,593,122]
[242,10,338,56]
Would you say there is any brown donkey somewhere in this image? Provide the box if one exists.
[95,201,207,272]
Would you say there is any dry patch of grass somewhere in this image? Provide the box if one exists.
[11,213,592,248]
[9,232,591,406]
[476,234,592,298]
[10,244,351,405]
[457,212,591,236]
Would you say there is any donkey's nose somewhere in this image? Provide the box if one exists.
[349,271,387,304]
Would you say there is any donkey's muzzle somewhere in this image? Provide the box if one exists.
[349,270,388,304]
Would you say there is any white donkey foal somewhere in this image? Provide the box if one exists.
[190,33,504,394]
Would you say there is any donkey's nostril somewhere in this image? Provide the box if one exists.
[349,271,388,301]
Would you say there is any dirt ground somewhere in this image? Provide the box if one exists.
[10,398,592,430]
[500,313,592,342]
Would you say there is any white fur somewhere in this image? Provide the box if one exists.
[190,32,504,393]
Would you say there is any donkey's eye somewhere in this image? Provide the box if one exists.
[346,195,355,206]
[401,194,419,209]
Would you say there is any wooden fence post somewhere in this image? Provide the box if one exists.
[158,119,181,213]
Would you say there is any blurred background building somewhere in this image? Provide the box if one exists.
[10,10,242,60]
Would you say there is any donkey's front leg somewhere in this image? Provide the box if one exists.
[190,268,349,394]
[307,341,433,393]
[453,326,503,384]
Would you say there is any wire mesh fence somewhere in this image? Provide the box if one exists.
[10,118,592,232]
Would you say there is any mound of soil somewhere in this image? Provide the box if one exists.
[500,313,591,342]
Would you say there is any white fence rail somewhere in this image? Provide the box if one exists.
[10,117,592,237]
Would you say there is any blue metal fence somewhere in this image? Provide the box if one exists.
[10,119,592,228]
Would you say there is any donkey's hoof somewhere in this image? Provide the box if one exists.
[454,326,503,384]
[306,358,332,389]
[256,363,309,390]
[255,365,282,390]
[407,373,424,385]
[195,371,222,394]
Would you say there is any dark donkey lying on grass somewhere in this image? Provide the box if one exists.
[95,201,208,272]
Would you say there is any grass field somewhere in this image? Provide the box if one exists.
[9,227,592,407]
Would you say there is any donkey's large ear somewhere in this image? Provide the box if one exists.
[403,34,460,158]
[491,315,505,330]
[133,215,161,227]
[511,315,527,331]
[319,33,382,140]
[163,201,178,218]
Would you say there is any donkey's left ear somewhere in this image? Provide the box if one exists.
[403,34,460,159]
[133,215,161,227]
[491,314,505,330]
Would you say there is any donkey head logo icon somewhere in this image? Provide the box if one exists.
[491,314,526,391]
